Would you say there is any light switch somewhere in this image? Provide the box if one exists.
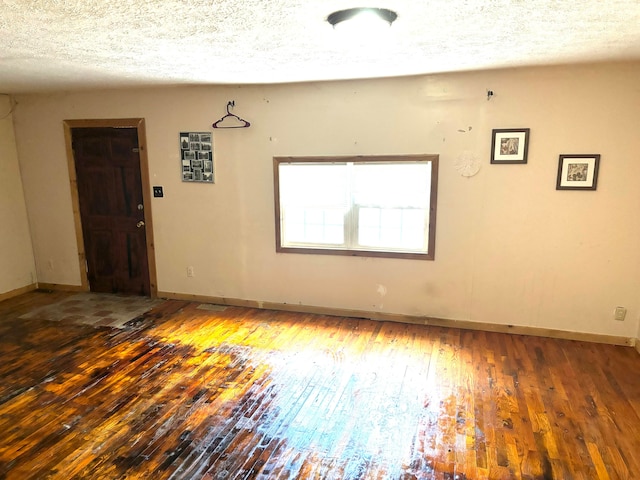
[153,186,164,198]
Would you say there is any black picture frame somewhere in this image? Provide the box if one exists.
[556,154,600,190]
[490,128,530,164]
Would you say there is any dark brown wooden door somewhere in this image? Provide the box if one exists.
[72,127,150,295]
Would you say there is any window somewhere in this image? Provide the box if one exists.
[273,155,438,260]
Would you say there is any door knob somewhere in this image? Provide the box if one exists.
[136,221,145,228]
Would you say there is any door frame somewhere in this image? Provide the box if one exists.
[63,118,158,298]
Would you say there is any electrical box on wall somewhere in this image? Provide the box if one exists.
[614,307,626,321]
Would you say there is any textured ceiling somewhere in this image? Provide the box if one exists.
[1,0,639,93]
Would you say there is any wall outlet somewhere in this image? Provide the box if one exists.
[614,306,626,321]
[187,266,194,277]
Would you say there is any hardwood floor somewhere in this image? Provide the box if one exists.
[0,291,638,479]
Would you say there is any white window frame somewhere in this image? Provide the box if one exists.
[273,155,438,260]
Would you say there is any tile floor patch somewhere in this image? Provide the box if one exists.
[19,293,163,329]
[196,304,228,312]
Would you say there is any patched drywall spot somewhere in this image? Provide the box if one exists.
[374,284,387,310]
[422,282,437,296]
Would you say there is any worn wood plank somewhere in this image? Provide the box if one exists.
[0,291,638,479]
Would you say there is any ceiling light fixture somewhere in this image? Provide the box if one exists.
[327,7,398,28]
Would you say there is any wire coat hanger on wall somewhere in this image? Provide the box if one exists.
[212,100,251,129]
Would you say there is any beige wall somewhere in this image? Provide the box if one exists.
[0,95,36,294]
[13,62,640,338]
